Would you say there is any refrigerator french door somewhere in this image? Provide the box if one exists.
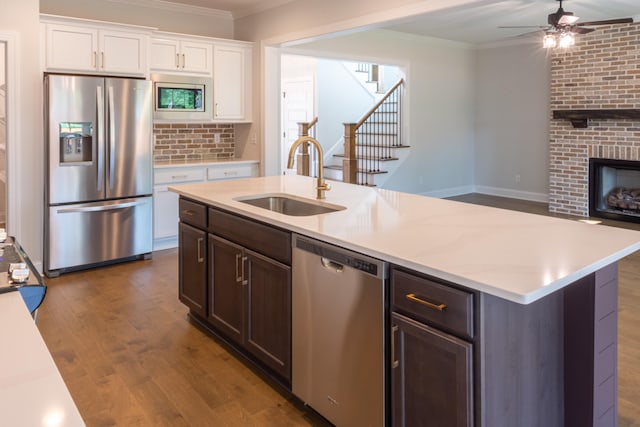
[44,74,153,276]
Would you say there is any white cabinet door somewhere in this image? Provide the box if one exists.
[150,38,212,75]
[46,24,99,72]
[45,23,147,76]
[181,41,212,74]
[153,185,180,240]
[213,44,250,121]
[99,30,147,76]
[150,38,181,71]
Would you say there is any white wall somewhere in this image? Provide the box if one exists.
[315,59,374,154]
[0,0,42,265]
[40,0,234,38]
[284,30,477,195]
[474,41,550,201]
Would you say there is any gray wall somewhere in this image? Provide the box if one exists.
[474,41,550,201]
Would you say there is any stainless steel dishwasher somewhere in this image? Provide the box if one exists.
[292,234,387,427]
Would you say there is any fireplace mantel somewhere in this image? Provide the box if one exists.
[553,109,640,128]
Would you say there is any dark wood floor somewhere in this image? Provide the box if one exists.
[37,194,640,426]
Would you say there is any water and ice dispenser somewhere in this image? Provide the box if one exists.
[59,122,93,164]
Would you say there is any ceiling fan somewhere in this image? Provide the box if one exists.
[499,0,634,48]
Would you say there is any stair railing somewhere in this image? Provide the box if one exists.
[296,117,318,176]
[343,78,404,185]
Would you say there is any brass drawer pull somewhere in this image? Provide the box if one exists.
[406,293,447,311]
[181,209,194,216]
[391,325,399,369]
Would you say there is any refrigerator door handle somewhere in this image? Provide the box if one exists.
[56,200,147,214]
[96,85,104,192]
[107,85,116,191]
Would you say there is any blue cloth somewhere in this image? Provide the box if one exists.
[17,285,47,314]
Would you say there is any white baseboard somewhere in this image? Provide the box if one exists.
[419,185,475,199]
[153,237,178,252]
[418,185,548,203]
[473,186,548,203]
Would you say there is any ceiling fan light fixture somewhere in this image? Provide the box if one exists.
[558,31,575,48]
[543,32,557,48]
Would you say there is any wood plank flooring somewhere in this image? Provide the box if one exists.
[37,193,640,426]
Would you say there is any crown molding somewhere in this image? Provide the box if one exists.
[105,0,233,20]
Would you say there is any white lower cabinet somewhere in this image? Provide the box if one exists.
[153,162,258,250]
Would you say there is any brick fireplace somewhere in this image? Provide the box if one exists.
[549,22,640,217]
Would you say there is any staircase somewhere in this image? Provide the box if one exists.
[324,74,407,187]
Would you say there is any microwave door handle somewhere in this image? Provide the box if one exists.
[108,85,115,191]
[96,85,104,192]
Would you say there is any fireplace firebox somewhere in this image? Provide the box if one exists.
[589,158,640,223]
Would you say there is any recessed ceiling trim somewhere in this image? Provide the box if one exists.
[105,0,233,19]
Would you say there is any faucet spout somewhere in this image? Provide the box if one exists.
[287,136,330,200]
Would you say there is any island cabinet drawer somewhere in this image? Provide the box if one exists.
[179,198,207,229]
[392,269,474,340]
[208,208,291,265]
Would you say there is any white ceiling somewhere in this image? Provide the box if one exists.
[158,0,640,44]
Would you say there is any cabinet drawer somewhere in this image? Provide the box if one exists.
[154,167,204,184]
[209,208,291,264]
[392,269,474,339]
[207,163,257,181]
[179,198,207,229]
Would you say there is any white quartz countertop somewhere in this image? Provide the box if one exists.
[0,292,85,426]
[170,175,640,304]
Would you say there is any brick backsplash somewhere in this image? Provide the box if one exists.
[549,23,640,216]
[153,123,235,162]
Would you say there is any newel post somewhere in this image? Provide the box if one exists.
[296,122,311,176]
[343,123,358,184]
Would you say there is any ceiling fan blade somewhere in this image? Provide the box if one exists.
[558,14,580,25]
[498,25,549,29]
[577,17,633,26]
[572,26,596,34]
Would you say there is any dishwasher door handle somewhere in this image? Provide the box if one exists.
[320,257,344,273]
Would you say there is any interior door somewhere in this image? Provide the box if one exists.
[105,78,152,199]
[47,74,104,205]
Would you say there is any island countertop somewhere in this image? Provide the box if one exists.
[170,175,640,304]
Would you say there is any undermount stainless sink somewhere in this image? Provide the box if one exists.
[235,194,345,216]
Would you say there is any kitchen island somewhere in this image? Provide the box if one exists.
[171,175,640,427]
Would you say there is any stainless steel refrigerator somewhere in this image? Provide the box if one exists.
[44,74,153,277]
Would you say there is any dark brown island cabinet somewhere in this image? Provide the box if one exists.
[178,197,292,384]
[178,196,620,427]
[390,264,619,427]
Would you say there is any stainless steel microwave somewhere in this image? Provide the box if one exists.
[151,73,213,121]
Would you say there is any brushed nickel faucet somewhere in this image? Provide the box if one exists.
[287,136,330,199]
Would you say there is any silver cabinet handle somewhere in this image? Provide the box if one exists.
[391,325,399,369]
[57,200,145,213]
[176,53,180,68]
[92,51,97,68]
[101,51,105,69]
[235,253,243,283]
[197,238,204,263]
[96,85,104,192]
[182,53,185,69]
[241,256,247,286]
[107,85,115,190]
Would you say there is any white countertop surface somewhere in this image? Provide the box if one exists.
[170,175,640,304]
[0,292,84,426]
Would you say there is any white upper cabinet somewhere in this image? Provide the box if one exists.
[43,20,149,76]
[213,42,252,122]
[150,36,212,75]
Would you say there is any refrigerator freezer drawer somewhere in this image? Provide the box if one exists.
[46,197,152,272]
